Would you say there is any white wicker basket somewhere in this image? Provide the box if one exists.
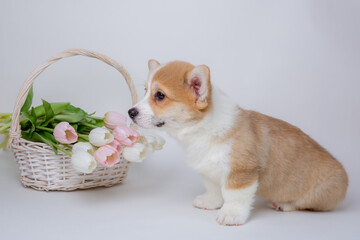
[7,49,138,191]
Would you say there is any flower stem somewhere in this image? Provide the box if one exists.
[36,126,54,133]
[52,144,72,157]
[78,134,89,141]
[88,116,104,121]
[63,144,73,150]
[0,122,11,133]
[77,136,88,142]
[79,122,101,129]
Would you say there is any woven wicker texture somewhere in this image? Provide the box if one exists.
[8,49,138,191]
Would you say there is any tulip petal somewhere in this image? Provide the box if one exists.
[104,112,127,130]
[123,143,146,162]
[72,142,95,155]
[139,133,165,153]
[89,127,114,147]
[71,151,97,173]
[94,145,120,167]
[109,140,123,153]
[53,122,78,144]
[113,126,140,146]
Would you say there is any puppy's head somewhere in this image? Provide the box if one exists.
[128,60,212,130]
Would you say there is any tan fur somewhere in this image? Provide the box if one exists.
[148,61,213,126]
[148,60,348,212]
[224,109,348,211]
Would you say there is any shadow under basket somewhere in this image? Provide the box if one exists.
[7,49,138,191]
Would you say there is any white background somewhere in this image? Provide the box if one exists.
[0,0,359,239]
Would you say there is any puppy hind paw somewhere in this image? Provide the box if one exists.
[268,202,296,212]
[193,194,223,210]
[268,202,278,209]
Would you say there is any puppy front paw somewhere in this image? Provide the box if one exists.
[216,203,250,226]
[193,194,223,210]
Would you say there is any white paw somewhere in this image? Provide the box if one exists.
[193,194,223,210]
[216,203,250,226]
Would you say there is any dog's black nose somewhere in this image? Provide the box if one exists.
[128,108,139,119]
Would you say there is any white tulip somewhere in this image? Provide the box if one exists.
[71,151,97,173]
[72,142,95,155]
[88,127,114,147]
[123,143,147,163]
[123,133,165,162]
[152,134,165,150]
[141,133,165,152]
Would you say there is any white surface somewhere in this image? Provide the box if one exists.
[0,0,359,239]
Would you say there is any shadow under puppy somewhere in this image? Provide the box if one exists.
[128,60,348,226]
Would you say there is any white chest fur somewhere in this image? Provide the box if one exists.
[167,88,239,184]
[185,137,232,184]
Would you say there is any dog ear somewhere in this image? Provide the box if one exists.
[186,65,211,110]
[148,59,160,71]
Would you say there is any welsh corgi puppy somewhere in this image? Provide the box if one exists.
[128,60,348,226]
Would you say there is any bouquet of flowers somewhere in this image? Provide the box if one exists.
[0,86,164,173]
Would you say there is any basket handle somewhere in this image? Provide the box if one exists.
[8,48,138,148]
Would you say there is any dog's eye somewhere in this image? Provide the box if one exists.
[155,91,166,101]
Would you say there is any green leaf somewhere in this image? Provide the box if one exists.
[20,110,36,135]
[61,105,88,115]
[41,99,55,125]
[32,132,58,155]
[0,119,11,133]
[47,104,90,123]
[77,125,88,133]
[94,120,104,127]
[83,117,97,125]
[41,131,59,144]
[54,113,87,123]
[0,113,12,123]
[82,116,104,127]
[70,123,78,131]
[20,85,33,114]
[30,107,37,119]
[34,102,70,118]
[21,130,31,140]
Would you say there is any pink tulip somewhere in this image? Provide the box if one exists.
[53,122,78,144]
[94,145,120,167]
[109,139,123,153]
[113,125,140,146]
[104,111,127,130]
